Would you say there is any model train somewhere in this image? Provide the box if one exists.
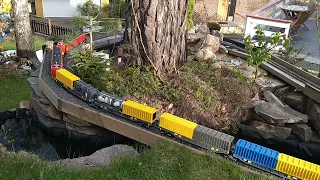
[46,35,320,180]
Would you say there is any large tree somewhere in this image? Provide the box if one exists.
[124,0,188,76]
[11,0,36,59]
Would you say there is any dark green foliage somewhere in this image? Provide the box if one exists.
[187,0,195,29]
[207,22,221,31]
[70,47,110,87]
[76,0,100,17]
[100,0,126,19]
[71,16,87,33]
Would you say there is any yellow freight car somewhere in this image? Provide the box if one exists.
[276,153,320,180]
[55,69,80,90]
[159,113,198,139]
[122,100,158,124]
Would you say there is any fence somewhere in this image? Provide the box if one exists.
[29,15,73,36]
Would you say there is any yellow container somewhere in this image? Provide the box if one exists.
[159,113,197,139]
[56,69,80,90]
[122,100,158,124]
[276,153,320,180]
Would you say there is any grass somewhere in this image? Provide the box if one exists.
[0,68,30,111]
[0,141,274,180]
[0,35,46,51]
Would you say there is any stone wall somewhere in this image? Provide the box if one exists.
[249,75,320,143]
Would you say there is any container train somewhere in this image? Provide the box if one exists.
[46,36,320,180]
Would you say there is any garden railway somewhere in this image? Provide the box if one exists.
[33,33,320,179]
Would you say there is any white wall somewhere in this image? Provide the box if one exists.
[43,0,102,17]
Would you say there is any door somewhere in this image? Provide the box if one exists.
[217,0,229,20]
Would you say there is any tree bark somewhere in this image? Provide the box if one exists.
[124,0,188,76]
[12,0,36,59]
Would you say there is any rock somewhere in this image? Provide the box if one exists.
[284,91,306,113]
[20,64,32,74]
[250,121,291,138]
[254,101,308,124]
[236,65,267,79]
[31,84,46,98]
[218,45,228,54]
[307,100,320,135]
[273,86,293,98]
[210,30,223,41]
[30,70,40,77]
[287,124,312,142]
[196,47,216,61]
[195,34,220,53]
[39,97,51,105]
[63,113,94,127]
[66,123,104,136]
[195,23,210,34]
[310,131,320,143]
[20,101,30,109]
[30,96,62,120]
[255,76,286,92]
[263,91,285,107]
[27,77,39,85]
[56,145,139,168]
[187,33,205,45]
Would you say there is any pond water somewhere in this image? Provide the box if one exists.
[0,115,138,161]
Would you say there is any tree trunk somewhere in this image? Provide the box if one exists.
[124,0,188,76]
[12,0,36,59]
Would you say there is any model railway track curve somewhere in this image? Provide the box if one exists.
[221,38,320,104]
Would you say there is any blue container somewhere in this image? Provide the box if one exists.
[234,139,279,169]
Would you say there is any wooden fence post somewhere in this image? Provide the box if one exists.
[48,19,52,36]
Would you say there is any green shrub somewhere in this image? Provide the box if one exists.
[187,0,195,29]
[207,22,221,31]
[70,46,110,87]
[76,0,100,17]
[100,0,126,19]
[71,16,88,33]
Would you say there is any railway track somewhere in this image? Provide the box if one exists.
[221,38,320,104]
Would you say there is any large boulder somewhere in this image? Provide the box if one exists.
[196,47,216,61]
[30,95,62,121]
[263,91,285,107]
[195,34,220,53]
[210,30,224,41]
[56,145,139,168]
[254,101,308,124]
[307,100,320,135]
[287,124,312,142]
[250,120,291,138]
[187,33,205,45]
[255,76,287,92]
[195,23,210,34]
[285,91,307,113]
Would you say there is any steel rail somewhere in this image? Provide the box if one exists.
[221,38,320,104]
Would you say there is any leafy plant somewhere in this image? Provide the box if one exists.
[187,0,195,29]
[76,0,100,17]
[207,22,221,31]
[71,16,88,33]
[70,46,110,87]
[243,25,284,79]
[277,37,309,64]
[100,0,126,19]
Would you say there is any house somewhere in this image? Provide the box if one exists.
[0,0,109,17]
[193,0,272,32]
[32,0,109,18]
